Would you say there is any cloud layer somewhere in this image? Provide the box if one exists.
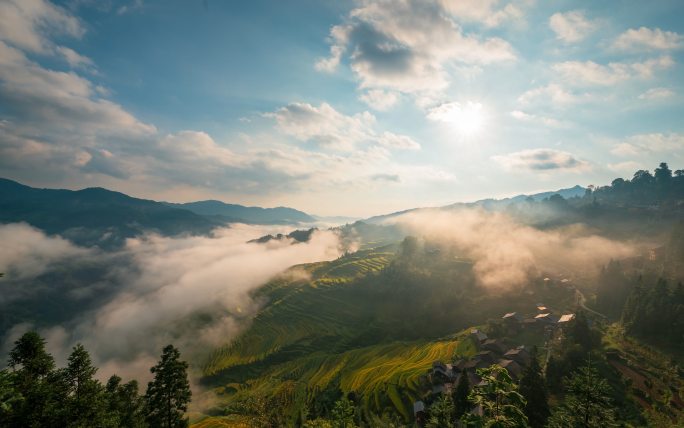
[0,223,345,382]
[390,209,635,290]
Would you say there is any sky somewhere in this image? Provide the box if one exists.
[0,0,683,217]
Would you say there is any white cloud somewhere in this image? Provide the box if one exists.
[0,0,83,54]
[517,83,588,107]
[493,148,589,171]
[265,102,419,151]
[0,41,155,137]
[608,161,641,173]
[613,27,683,51]
[0,223,91,280]
[549,10,596,43]
[316,0,516,96]
[55,46,94,69]
[359,89,400,110]
[377,132,420,150]
[611,133,684,157]
[0,224,347,381]
[553,56,674,86]
[638,87,675,100]
[438,0,524,28]
[510,110,567,128]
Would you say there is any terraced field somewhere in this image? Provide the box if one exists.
[195,336,477,426]
[193,242,572,426]
[203,247,397,375]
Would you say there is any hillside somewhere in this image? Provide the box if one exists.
[166,200,315,225]
[0,178,219,248]
[0,178,316,248]
[364,185,587,225]
[194,241,578,425]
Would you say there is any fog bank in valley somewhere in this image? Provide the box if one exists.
[391,208,638,290]
[0,223,344,382]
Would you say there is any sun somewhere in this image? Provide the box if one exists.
[451,102,485,136]
[429,101,487,137]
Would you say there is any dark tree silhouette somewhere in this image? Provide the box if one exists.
[452,368,470,419]
[547,362,617,427]
[518,347,549,428]
[145,345,191,428]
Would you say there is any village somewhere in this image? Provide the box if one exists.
[412,303,577,425]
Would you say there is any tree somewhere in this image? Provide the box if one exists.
[330,398,357,428]
[547,363,617,428]
[518,347,549,428]
[426,394,455,428]
[461,365,529,427]
[7,331,61,427]
[145,345,191,428]
[106,375,146,428]
[8,331,55,383]
[0,369,22,425]
[453,369,470,418]
[63,343,113,427]
[568,311,595,352]
[655,162,673,185]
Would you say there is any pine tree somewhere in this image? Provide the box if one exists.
[518,347,549,428]
[461,365,529,427]
[0,369,22,425]
[63,343,115,427]
[452,368,470,418]
[106,375,146,428]
[145,345,191,428]
[426,394,454,428]
[547,363,617,428]
[7,331,60,427]
[569,311,594,351]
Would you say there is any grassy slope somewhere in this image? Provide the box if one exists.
[193,244,577,426]
[603,324,684,421]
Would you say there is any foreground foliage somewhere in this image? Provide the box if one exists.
[0,331,191,428]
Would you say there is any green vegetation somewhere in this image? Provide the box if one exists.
[462,365,529,427]
[195,237,578,426]
[0,332,191,428]
[547,363,617,428]
[519,347,549,428]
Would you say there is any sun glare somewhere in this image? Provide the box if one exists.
[451,102,485,136]
[428,101,487,137]
[446,101,485,137]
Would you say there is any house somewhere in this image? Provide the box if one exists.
[534,313,559,324]
[497,359,523,378]
[536,305,549,312]
[482,339,507,354]
[470,329,488,343]
[502,312,523,322]
[504,347,531,366]
[558,313,575,324]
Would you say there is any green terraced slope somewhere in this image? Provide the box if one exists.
[194,241,576,426]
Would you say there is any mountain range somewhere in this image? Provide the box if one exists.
[0,177,585,247]
[0,178,311,248]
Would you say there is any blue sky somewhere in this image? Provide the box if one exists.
[0,0,683,216]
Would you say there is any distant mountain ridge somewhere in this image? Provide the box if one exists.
[0,178,315,248]
[166,200,315,224]
[365,185,586,224]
